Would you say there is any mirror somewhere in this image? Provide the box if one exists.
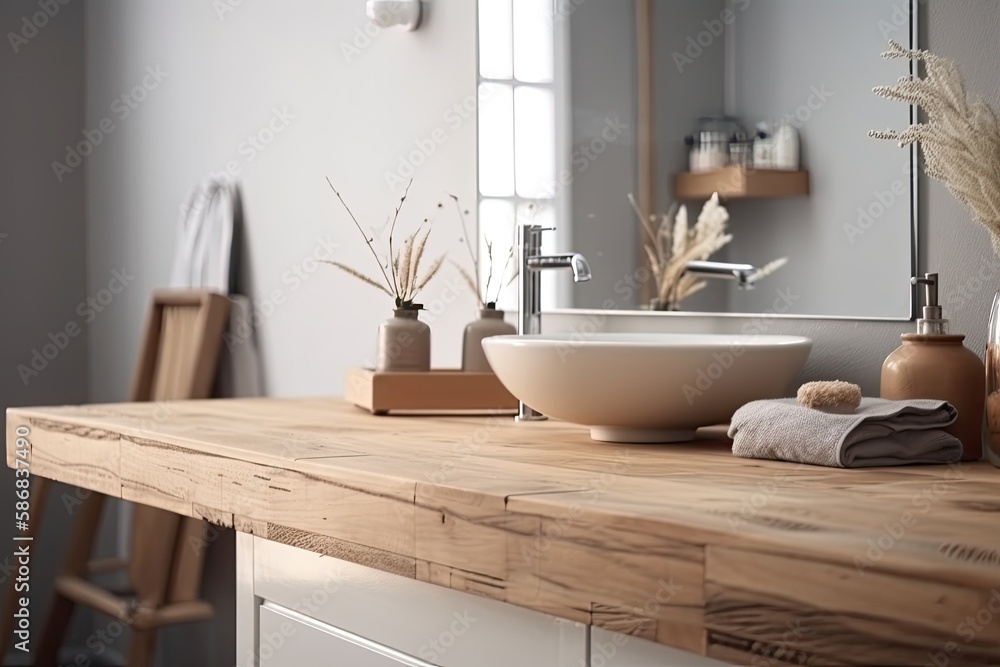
[476,0,919,319]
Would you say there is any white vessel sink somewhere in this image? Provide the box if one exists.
[483,333,812,443]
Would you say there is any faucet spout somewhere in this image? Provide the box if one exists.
[667,260,758,310]
[571,253,593,282]
[683,260,757,289]
[525,253,593,282]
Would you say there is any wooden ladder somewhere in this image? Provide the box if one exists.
[3,290,230,666]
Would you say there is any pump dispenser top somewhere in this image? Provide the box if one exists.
[912,273,949,335]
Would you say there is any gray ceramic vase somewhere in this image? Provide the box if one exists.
[462,307,515,372]
[377,309,430,372]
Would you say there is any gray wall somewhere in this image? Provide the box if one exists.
[919,0,1000,357]
[0,1,87,410]
[567,0,639,309]
[726,0,914,318]
[653,0,731,314]
[0,0,94,662]
[569,0,729,311]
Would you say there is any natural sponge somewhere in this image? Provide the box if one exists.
[797,380,862,412]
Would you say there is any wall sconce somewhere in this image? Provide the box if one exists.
[366,0,422,31]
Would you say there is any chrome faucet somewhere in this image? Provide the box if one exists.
[517,224,592,421]
[669,260,757,308]
[684,260,757,287]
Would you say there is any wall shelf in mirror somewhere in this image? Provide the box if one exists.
[674,166,810,201]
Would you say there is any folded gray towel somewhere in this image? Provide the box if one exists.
[728,398,962,468]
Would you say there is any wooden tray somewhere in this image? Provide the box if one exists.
[345,368,518,415]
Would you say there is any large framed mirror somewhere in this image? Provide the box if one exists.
[476,0,920,319]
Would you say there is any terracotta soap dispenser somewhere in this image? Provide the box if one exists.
[881,273,985,461]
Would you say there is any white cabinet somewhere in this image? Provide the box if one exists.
[238,534,586,667]
[238,534,732,667]
[591,628,732,667]
[259,603,432,667]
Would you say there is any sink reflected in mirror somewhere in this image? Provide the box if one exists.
[483,333,812,443]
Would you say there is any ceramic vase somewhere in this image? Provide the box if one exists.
[462,307,515,372]
[649,298,673,312]
[377,309,430,372]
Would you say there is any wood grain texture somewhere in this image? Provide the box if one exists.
[7,397,1000,666]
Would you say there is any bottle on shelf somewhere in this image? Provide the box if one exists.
[773,121,801,171]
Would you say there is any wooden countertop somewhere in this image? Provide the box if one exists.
[7,398,1000,666]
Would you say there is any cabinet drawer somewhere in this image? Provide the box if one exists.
[251,537,586,667]
[259,602,433,667]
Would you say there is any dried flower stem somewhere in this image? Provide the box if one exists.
[483,240,494,305]
[448,196,517,307]
[326,176,394,293]
[408,224,430,299]
[387,180,413,296]
[450,195,481,299]
[452,261,478,297]
[493,245,516,304]
[320,261,392,296]
[325,179,443,308]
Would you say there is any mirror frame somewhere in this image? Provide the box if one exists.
[475,0,923,321]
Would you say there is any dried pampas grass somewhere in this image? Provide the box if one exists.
[871,40,1000,254]
[323,178,444,309]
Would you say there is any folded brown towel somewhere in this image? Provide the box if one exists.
[728,398,962,468]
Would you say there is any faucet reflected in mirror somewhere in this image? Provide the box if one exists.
[517,224,592,421]
[683,261,756,289]
[667,261,757,310]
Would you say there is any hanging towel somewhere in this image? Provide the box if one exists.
[170,177,262,397]
[728,398,962,468]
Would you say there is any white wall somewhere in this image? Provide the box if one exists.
[84,1,477,664]
[85,0,479,404]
